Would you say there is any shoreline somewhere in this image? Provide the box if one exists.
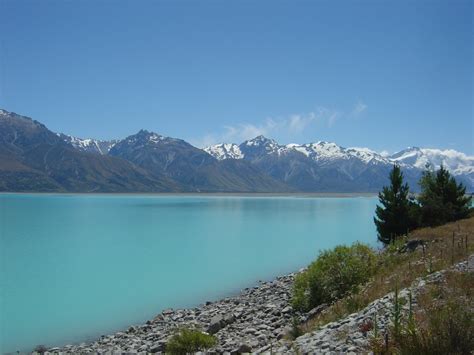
[0,192,378,198]
[43,255,474,355]
[45,256,473,354]
[47,271,300,354]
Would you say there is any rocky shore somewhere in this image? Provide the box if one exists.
[43,255,472,354]
[47,273,300,354]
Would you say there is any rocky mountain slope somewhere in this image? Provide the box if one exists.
[0,110,177,192]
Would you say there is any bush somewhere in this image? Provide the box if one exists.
[166,328,217,355]
[292,243,377,311]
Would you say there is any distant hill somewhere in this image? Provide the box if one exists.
[0,108,472,192]
[0,110,177,192]
[0,110,286,192]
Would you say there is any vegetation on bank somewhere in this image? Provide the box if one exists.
[165,328,216,354]
[291,165,473,352]
[373,165,419,245]
[293,243,377,312]
[371,271,474,354]
[375,165,472,244]
[293,214,473,350]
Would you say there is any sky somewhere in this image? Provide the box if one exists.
[0,0,472,154]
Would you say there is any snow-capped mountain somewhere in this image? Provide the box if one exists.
[205,138,472,176]
[287,143,390,165]
[390,147,474,176]
[108,130,286,192]
[4,106,471,193]
[204,136,473,191]
[239,136,285,159]
[59,133,118,155]
[206,139,391,165]
[56,125,473,192]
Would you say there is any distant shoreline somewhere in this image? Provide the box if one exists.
[0,192,378,198]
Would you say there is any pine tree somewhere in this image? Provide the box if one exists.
[374,165,413,245]
[418,166,472,226]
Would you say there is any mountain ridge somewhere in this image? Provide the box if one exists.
[204,137,473,191]
[1,109,472,192]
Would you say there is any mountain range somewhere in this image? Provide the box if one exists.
[1,109,472,193]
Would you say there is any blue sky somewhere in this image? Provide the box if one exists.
[0,0,472,154]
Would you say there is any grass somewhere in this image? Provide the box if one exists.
[300,215,474,334]
[370,271,474,354]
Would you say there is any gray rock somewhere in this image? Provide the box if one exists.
[162,308,174,315]
[207,313,236,335]
[306,303,328,320]
[207,314,225,334]
[149,340,166,353]
[237,343,253,353]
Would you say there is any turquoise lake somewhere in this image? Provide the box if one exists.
[0,194,379,353]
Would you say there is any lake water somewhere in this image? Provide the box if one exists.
[0,194,378,353]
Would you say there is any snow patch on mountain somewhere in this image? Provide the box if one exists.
[243,135,281,154]
[60,134,118,155]
[204,143,244,160]
[346,147,390,165]
[148,133,164,144]
[283,143,389,164]
[300,142,348,161]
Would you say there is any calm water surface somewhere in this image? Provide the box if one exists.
[0,194,378,353]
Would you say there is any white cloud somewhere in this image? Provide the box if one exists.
[191,103,361,148]
[327,112,339,127]
[288,112,316,133]
[350,101,367,117]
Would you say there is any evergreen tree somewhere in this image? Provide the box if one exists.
[418,166,472,226]
[374,165,414,245]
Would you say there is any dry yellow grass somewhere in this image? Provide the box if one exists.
[301,215,474,334]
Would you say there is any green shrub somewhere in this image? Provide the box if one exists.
[166,328,217,354]
[292,242,377,311]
